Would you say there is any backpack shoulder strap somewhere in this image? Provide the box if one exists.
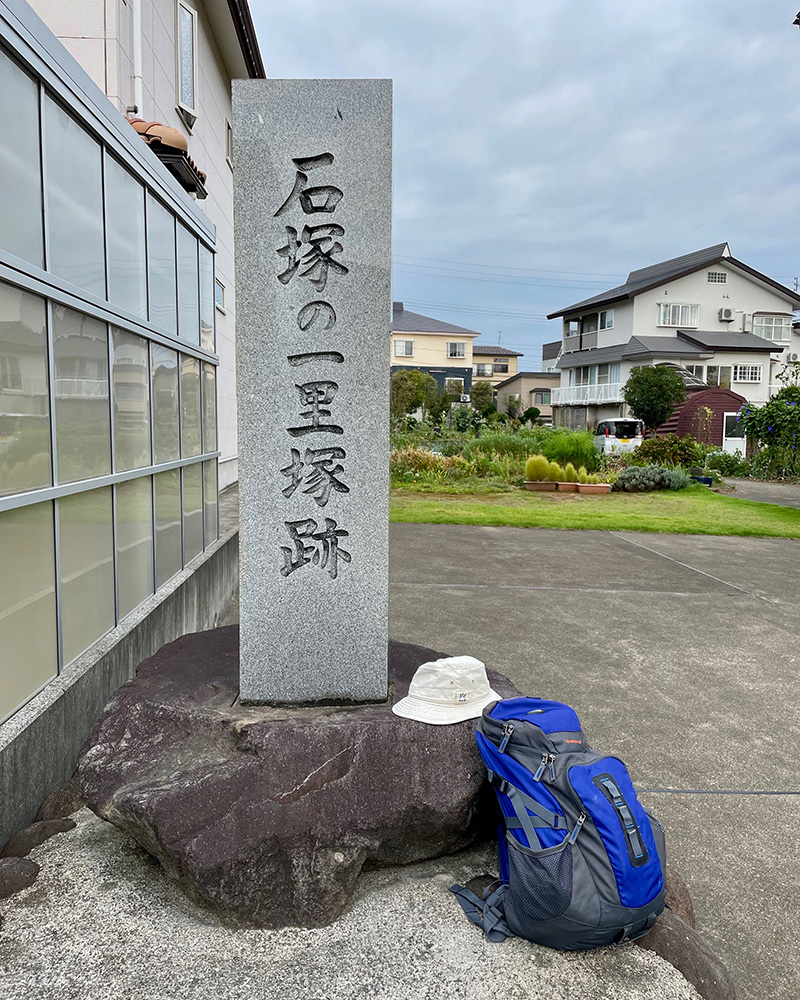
[449,883,511,943]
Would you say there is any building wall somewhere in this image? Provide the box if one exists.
[472,353,520,388]
[495,372,560,420]
[391,330,477,370]
[29,0,239,489]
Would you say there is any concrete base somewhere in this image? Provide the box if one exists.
[0,527,238,851]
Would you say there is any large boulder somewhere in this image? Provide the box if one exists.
[79,628,517,928]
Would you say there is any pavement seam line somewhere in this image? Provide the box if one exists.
[610,532,784,608]
[641,788,800,796]
[389,582,727,597]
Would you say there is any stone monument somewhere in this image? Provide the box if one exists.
[233,79,393,704]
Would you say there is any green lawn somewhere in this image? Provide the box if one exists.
[390,484,800,537]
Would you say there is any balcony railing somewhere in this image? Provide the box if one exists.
[552,382,624,406]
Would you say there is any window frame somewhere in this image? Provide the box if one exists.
[225,119,233,170]
[599,309,614,330]
[394,339,414,357]
[657,302,700,328]
[175,0,199,129]
[214,278,226,313]
[733,364,762,383]
[752,314,791,342]
[707,271,727,284]
[446,341,466,359]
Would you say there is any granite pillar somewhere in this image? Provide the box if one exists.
[232,80,392,703]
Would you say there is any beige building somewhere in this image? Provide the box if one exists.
[29,0,265,489]
[494,371,561,422]
[471,344,523,390]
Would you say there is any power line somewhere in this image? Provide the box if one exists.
[395,253,626,280]
[402,298,550,321]
[393,264,606,291]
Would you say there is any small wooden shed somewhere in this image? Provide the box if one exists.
[656,386,748,448]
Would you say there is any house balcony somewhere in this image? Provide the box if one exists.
[551,383,624,406]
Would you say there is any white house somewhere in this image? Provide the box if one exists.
[546,243,800,433]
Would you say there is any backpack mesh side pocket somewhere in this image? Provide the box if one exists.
[506,836,573,923]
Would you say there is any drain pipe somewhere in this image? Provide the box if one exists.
[131,0,143,116]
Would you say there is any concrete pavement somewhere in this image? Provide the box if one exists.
[389,523,800,1000]
[721,477,800,510]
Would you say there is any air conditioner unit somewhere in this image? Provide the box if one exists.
[460,394,471,403]
[790,353,799,362]
[718,307,734,322]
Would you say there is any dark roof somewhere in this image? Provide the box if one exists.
[547,243,800,318]
[676,330,777,353]
[557,336,710,369]
[472,343,523,356]
[494,371,560,390]
[226,0,266,77]
[541,340,561,361]
[391,302,480,336]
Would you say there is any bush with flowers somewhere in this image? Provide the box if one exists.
[738,386,800,479]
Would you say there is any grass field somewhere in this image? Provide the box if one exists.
[389,484,800,537]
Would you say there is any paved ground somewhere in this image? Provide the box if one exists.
[389,524,800,1000]
[721,477,800,510]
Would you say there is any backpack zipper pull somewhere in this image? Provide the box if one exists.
[533,753,548,781]
[569,812,586,844]
[548,754,556,781]
[498,722,514,753]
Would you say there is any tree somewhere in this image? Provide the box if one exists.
[390,370,417,417]
[621,365,686,432]
[503,393,521,419]
[470,379,495,414]
[738,385,800,477]
[522,406,541,425]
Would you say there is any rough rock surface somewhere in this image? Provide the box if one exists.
[1,819,77,859]
[35,773,85,822]
[637,908,736,1000]
[78,627,518,928]
[664,866,696,928]
[0,856,39,900]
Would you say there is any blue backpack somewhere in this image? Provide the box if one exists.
[451,697,666,950]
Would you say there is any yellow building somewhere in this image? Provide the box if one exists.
[390,302,523,396]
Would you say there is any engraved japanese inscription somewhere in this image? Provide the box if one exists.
[234,79,392,704]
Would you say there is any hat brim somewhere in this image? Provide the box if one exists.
[391,688,501,726]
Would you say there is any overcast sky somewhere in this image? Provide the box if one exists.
[253,1,800,366]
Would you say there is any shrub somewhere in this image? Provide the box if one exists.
[738,386,800,479]
[542,429,599,471]
[705,450,750,477]
[548,460,564,482]
[612,464,690,492]
[633,434,703,468]
[525,454,550,481]
[563,462,578,483]
[578,465,588,484]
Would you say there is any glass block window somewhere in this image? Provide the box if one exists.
[58,488,115,664]
[44,97,105,299]
[52,305,111,484]
[0,502,57,722]
[105,156,147,319]
[116,476,154,617]
[707,271,727,283]
[152,345,179,463]
[182,462,203,563]
[180,354,202,457]
[0,282,51,495]
[0,48,43,267]
[112,329,151,472]
[154,469,182,587]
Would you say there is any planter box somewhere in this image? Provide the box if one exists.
[577,483,612,494]
[524,481,557,491]
[557,482,578,492]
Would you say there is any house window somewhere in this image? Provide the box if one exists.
[706,365,732,390]
[707,271,727,283]
[445,377,464,394]
[596,363,610,385]
[446,341,465,358]
[176,1,198,128]
[753,315,791,342]
[473,363,492,376]
[0,354,23,391]
[657,303,699,327]
[685,364,705,379]
[599,310,614,330]
[493,359,509,373]
[214,278,225,312]
[533,390,551,405]
[733,364,762,383]
[569,365,595,386]
[394,340,414,357]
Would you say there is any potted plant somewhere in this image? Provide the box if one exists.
[524,454,557,491]
[559,462,579,492]
[577,473,612,494]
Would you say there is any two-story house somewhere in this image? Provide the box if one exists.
[547,243,800,432]
[471,344,523,390]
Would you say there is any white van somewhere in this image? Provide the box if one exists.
[594,419,645,454]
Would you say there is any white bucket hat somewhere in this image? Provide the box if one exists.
[392,656,500,725]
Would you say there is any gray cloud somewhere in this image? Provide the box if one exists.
[252,0,800,361]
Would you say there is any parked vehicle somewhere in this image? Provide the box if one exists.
[593,419,644,454]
